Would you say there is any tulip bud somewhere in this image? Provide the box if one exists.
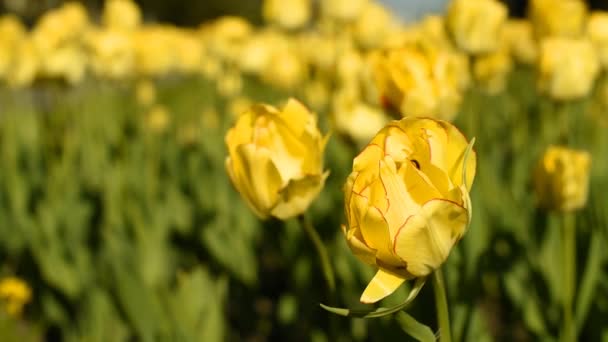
[225,99,329,220]
[534,146,591,212]
[342,117,476,303]
[538,37,600,100]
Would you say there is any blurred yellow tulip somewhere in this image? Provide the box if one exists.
[529,0,587,38]
[342,117,476,303]
[473,47,513,95]
[446,0,507,54]
[503,19,538,65]
[587,12,608,69]
[263,0,311,30]
[372,46,465,121]
[102,0,142,32]
[534,146,591,212]
[538,37,600,100]
[225,99,329,220]
[0,277,32,317]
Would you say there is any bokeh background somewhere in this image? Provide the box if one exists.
[1,0,608,341]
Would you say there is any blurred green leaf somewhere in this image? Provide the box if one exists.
[396,311,435,342]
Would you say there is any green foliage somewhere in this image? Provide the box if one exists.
[0,67,607,341]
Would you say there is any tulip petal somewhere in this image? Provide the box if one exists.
[378,157,420,238]
[229,144,282,219]
[270,171,329,219]
[225,112,254,156]
[277,98,311,138]
[343,225,377,265]
[393,199,468,277]
[441,121,476,190]
[360,268,406,304]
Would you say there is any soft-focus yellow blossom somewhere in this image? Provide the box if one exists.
[102,0,141,31]
[202,16,253,64]
[263,0,311,30]
[446,0,507,54]
[0,14,26,42]
[538,37,600,100]
[132,26,176,76]
[337,49,364,83]
[342,117,476,303]
[33,2,89,51]
[86,29,134,79]
[7,39,39,88]
[332,86,388,143]
[217,69,243,97]
[0,277,32,317]
[261,48,306,90]
[534,146,591,212]
[473,48,513,95]
[304,79,331,110]
[297,32,338,72]
[239,30,288,74]
[353,1,394,49]
[373,46,464,121]
[172,30,204,74]
[227,96,253,119]
[321,0,368,22]
[0,15,24,78]
[417,15,454,50]
[587,12,608,69]
[528,0,587,38]
[135,79,157,107]
[41,45,88,84]
[145,105,170,133]
[502,19,538,65]
[225,99,329,220]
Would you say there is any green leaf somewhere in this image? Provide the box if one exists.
[320,277,426,318]
[396,311,436,342]
[575,229,604,335]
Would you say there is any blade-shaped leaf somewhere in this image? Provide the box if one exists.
[320,277,426,318]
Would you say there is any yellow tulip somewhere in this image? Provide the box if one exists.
[225,99,329,220]
[473,47,513,95]
[263,0,311,30]
[352,1,394,49]
[372,46,464,121]
[503,19,538,65]
[7,38,39,88]
[342,117,476,303]
[102,0,142,32]
[446,0,508,54]
[534,146,591,212]
[538,37,600,100]
[587,12,608,69]
[332,85,388,144]
[86,29,135,79]
[529,0,587,39]
[0,277,32,317]
[321,0,368,22]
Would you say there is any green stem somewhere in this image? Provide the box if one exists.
[432,269,452,342]
[561,212,576,342]
[298,214,335,293]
